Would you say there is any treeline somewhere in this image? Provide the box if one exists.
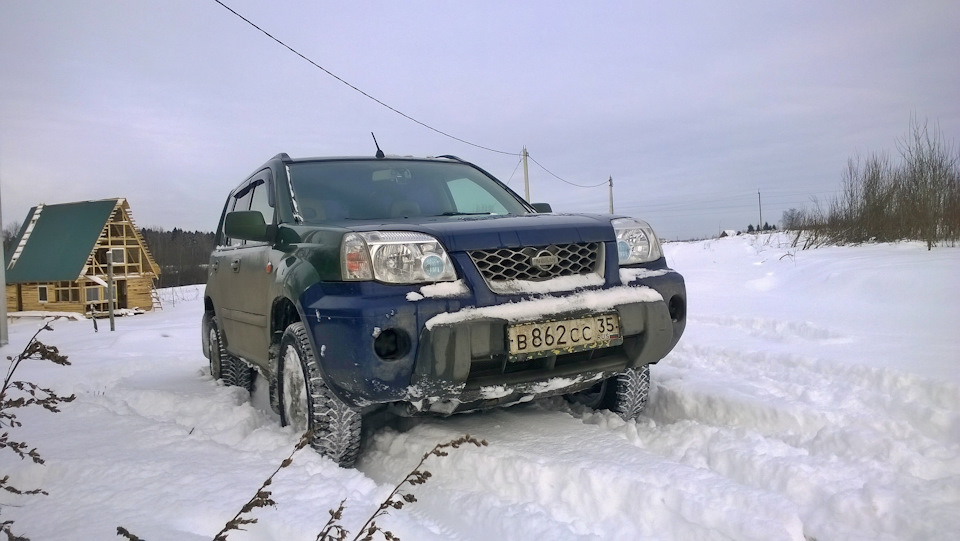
[747,223,777,233]
[140,228,215,287]
[783,118,960,249]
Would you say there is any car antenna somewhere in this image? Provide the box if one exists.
[371,132,385,159]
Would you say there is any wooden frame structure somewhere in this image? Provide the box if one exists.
[5,198,161,315]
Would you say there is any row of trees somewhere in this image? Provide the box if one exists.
[140,228,215,287]
[1,222,20,256]
[746,223,777,233]
[783,118,959,248]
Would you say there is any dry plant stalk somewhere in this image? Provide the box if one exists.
[117,432,488,540]
[211,431,314,540]
[114,526,143,541]
[324,434,488,541]
[1,319,76,541]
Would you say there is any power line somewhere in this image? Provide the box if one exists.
[527,153,608,188]
[212,0,518,156]
[504,157,523,186]
[212,1,643,196]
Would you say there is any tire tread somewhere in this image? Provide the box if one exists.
[283,322,362,467]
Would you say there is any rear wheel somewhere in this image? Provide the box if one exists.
[565,365,650,421]
[278,322,362,467]
[207,317,255,392]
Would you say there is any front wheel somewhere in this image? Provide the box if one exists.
[565,365,651,421]
[278,322,362,467]
[609,365,651,421]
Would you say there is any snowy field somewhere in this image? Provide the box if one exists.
[1,233,957,540]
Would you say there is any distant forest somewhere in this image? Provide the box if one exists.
[139,228,215,288]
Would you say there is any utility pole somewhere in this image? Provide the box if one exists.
[757,190,763,231]
[608,176,614,214]
[522,147,530,202]
[0,178,7,346]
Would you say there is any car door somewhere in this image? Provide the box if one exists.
[212,170,275,363]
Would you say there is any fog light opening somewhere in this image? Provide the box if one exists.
[374,328,411,360]
[668,295,686,323]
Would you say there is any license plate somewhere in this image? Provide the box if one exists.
[507,313,622,360]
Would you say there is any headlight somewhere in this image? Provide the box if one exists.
[612,218,662,265]
[341,231,457,283]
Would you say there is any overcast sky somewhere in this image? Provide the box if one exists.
[1,1,957,240]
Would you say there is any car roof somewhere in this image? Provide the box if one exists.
[275,153,463,164]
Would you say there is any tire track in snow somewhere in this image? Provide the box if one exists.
[358,409,805,541]
[355,338,959,541]
[654,343,960,444]
[598,344,960,541]
[690,315,849,344]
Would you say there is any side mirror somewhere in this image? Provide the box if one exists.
[224,211,272,242]
[531,202,553,213]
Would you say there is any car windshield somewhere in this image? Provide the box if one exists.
[286,159,531,222]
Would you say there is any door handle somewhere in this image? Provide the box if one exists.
[231,258,241,272]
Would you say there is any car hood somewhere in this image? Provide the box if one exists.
[338,213,617,252]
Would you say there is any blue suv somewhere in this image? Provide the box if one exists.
[202,153,686,466]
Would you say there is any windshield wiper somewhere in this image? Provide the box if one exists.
[439,211,492,216]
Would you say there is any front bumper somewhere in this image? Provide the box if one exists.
[299,269,686,413]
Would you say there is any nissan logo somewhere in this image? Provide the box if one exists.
[531,250,560,271]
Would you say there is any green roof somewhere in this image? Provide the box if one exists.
[5,199,119,284]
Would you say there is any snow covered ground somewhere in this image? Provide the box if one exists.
[1,233,957,540]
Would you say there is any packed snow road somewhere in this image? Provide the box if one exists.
[1,233,957,540]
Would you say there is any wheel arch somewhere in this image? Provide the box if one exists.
[271,296,302,349]
[201,298,215,359]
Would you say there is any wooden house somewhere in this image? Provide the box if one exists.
[5,198,161,315]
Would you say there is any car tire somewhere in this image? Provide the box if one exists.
[278,321,362,468]
[565,365,650,421]
[208,316,255,392]
[609,365,650,421]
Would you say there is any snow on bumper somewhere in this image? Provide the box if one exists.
[424,284,663,329]
[408,285,677,415]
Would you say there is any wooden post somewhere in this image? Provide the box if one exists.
[758,190,763,231]
[522,147,530,202]
[608,176,614,214]
[107,251,116,331]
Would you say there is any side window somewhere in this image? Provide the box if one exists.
[38,285,49,303]
[446,177,509,215]
[249,178,273,225]
[217,170,273,248]
[227,188,253,247]
[215,196,233,248]
[234,188,253,212]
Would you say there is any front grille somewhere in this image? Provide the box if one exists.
[468,242,602,287]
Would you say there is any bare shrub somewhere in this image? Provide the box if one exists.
[790,118,959,248]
